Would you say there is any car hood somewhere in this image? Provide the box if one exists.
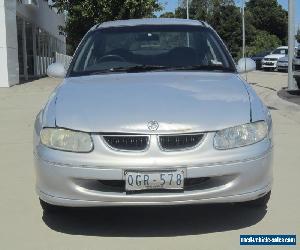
[264,54,285,60]
[54,72,251,133]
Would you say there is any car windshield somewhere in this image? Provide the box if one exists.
[271,48,288,55]
[69,25,235,76]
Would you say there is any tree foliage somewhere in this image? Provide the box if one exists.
[160,12,175,18]
[53,0,162,54]
[56,0,289,58]
[213,5,243,58]
[159,0,288,58]
[247,30,281,56]
[169,0,244,58]
[245,0,288,44]
[189,0,235,22]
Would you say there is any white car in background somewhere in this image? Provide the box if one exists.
[277,55,288,72]
[262,46,288,71]
[293,45,300,89]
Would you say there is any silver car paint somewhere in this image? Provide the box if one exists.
[34,19,273,207]
[237,75,268,122]
[35,152,272,206]
[34,132,272,206]
[53,72,251,133]
[34,124,272,206]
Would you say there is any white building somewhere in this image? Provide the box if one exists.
[0,0,66,87]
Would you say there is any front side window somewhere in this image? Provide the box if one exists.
[70,25,235,76]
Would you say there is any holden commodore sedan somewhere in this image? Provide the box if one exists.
[34,18,273,212]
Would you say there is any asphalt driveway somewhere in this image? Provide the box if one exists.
[0,72,299,250]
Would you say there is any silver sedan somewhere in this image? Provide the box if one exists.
[34,18,273,212]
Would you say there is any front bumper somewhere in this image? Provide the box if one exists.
[277,62,289,71]
[35,144,273,207]
[262,61,277,69]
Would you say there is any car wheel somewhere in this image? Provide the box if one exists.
[39,199,65,213]
[241,191,271,207]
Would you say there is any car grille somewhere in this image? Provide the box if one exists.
[159,134,204,151]
[264,62,274,65]
[103,135,149,151]
[264,58,277,62]
[294,65,300,71]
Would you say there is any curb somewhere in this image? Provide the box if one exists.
[277,88,300,105]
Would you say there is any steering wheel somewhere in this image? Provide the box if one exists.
[98,54,126,63]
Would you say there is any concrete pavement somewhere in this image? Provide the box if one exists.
[0,72,299,250]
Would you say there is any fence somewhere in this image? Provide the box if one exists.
[55,52,73,71]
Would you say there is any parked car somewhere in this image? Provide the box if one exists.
[277,55,289,72]
[251,50,272,70]
[293,45,300,89]
[261,46,288,71]
[34,18,273,212]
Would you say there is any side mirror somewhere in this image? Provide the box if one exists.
[237,58,256,73]
[47,63,66,78]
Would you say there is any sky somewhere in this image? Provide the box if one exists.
[157,0,300,28]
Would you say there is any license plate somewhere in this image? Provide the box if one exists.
[124,169,185,191]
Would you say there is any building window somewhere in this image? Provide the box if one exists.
[16,16,25,80]
[25,21,35,78]
[16,15,65,81]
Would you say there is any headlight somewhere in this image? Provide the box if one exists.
[214,121,268,150]
[40,128,93,152]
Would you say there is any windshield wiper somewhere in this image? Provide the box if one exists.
[77,65,169,76]
[110,64,235,73]
[109,65,169,72]
[71,64,234,77]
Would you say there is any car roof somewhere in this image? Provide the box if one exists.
[276,46,288,49]
[92,18,208,30]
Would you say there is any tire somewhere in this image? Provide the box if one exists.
[39,199,65,213]
[241,191,271,207]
